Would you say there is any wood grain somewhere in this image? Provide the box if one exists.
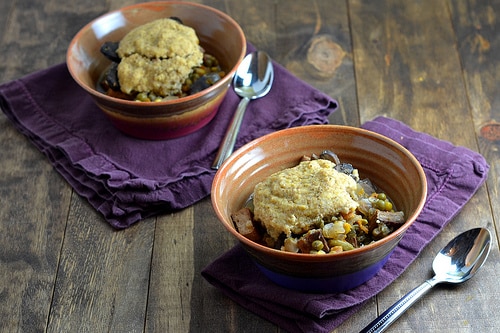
[47,195,154,332]
[0,0,498,332]
[0,164,69,332]
[147,207,195,332]
[349,1,499,332]
[451,0,500,233]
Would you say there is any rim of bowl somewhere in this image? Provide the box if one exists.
[66,1,247,107]
[212,125,428,262]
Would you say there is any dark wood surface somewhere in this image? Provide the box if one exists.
[1,0,499,332]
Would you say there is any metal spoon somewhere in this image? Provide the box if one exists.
[360,227,492,333]
[212,51,274,169]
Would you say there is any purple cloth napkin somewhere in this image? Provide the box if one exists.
[0,46,337,229]
[201,116,489,333]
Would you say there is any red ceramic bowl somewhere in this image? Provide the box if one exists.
[211,125,427,293]
[67,1,246,140]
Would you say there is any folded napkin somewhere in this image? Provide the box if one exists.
[0,44,337,229]
[202,116,489,333]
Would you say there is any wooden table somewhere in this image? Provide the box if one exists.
[1,1,499,332]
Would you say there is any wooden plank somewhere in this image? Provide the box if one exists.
[350,0,476,146]
[450,0,500,236]
[0,1,85,331]
[0,0,107,83]
[0,131,70,332]
[0,2,13,43]
[349,0,498,332]
[272,0,360,127]
[46,195,155,332]
[146,207,196,332]
[448,2,500,331]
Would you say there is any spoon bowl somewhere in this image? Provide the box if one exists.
[212,51,274,169]
[432,227,491,284]
[233,51,274,99]
[361,228,492,333]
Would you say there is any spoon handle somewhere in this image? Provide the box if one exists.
[359,279,437,333]
[212,97,251,169]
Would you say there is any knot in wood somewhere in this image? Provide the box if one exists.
[306,35,345,79]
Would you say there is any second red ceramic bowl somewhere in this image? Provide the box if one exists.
[211,125,427,293]
[67,1,246,140]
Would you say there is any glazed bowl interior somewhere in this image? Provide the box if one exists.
[211,125,427,292]
[67,1,246,113]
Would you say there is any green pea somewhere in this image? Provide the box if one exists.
[375,199,385,210]
[204,58,214,67]
[311,240,324,251]
[377,193,387,200]
[136,92,150,102]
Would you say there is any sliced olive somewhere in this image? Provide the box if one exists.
[100,41,120,62]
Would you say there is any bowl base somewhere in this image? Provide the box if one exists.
[254,251,393,293]
[107,109,218,140]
